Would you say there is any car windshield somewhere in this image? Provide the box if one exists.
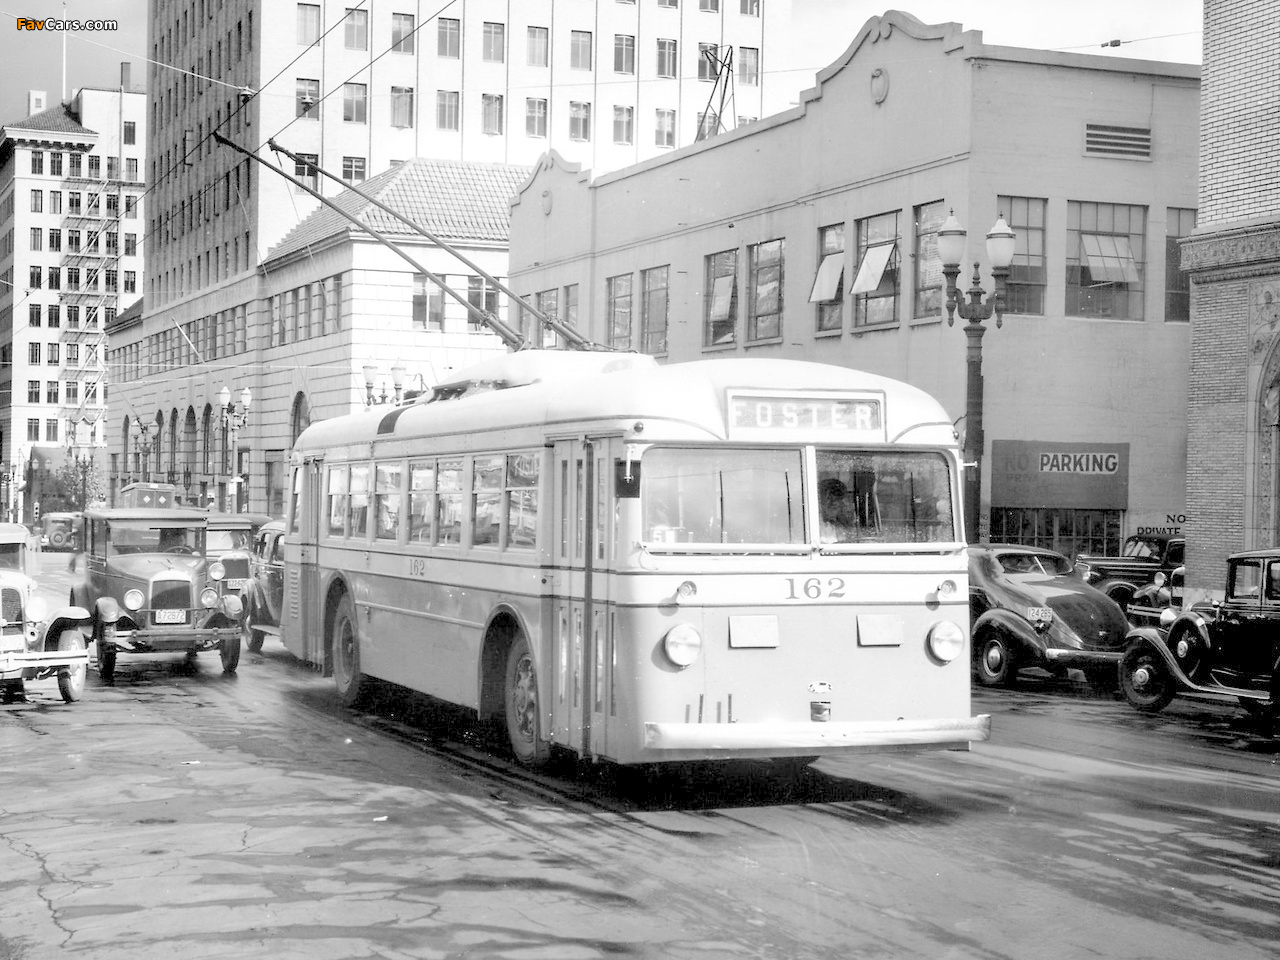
[106,524,206,556]
[207,530,250,553]
[996,552,1072,576]
[1121,536,1165,559]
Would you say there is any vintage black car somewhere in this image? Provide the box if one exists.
[70,508,245,683]
[1076,534,1185,608]
[1120,550,1280,719]
[969,544,1130,689]
[206,512,274,596]
[239,519,285,653]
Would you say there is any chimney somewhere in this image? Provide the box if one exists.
[28,91,47,114]
[120,62,131,90]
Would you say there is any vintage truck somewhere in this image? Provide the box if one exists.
[1075,535,1186,609]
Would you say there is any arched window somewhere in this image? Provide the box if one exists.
[290,391,311,444]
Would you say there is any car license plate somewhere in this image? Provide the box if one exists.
[224,579,245,590]
[154,609,188,624]
[1026,606,1054,622]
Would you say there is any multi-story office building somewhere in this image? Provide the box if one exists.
[0,76,146,522]
[120,0,791,512]
[509,11,1200,559]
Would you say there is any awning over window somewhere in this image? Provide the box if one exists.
[1081,234,1141,284]
[850,242,895,295]
[808,253,845,303]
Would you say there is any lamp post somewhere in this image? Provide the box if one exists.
[133,420,154,483]
[938,211,1017,544]
[64,431,94,511]
[218,385,252,511]
[363,364,407,406]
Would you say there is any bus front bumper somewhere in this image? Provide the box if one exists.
[643,714,992,755]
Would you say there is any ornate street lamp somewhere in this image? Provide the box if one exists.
[218,385,253,511]
[64,430,95,511]
[363,364,407,406]
[938,212,1017,544]
[133,420,154,483]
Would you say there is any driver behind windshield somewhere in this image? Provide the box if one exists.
[158,528,192,552]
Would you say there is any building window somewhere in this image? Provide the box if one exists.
[29,305,41,328]
[48,342,59,365]
[570,101,591,141]
[344,8,367,49]
[641,266,669,355]
[704,249,738,346]
[657,39,677,78]
[740,0,760,14]
[614,35,635,74]
[88,155,100,178]
[67,267,79,289]
[1066,200,1147,320]
[31,150,43,175]
[467,276,499,329]
[613,106,634,144]
[527,26,549,66]
[607,274,633,349]
[68,192,80,214]
[126,158,138,181]
[124,233,136,256]
[570,30,592,69]
[47,304,59,328]
[526,98,548,138]
[297,3,320,44]
[125,196,136,218]
[69,153,81,176]
[391,86,414,127]
[747,239,784,341]
[29,228,41,251]
[295,153,319,191]
[698,43,719,80]
[48,228,61,252]
[29,343,41,365]
[811,223,845,332]
[412,274,442,330]
[26,420,40,442]
[1165,207,1197,323]
[125,271,136,293]
[438,18,460,57]
[852,210,900,328]
[437,91,460,130]
[48,191,61,213]
[656,109,676,148]
[28,381,40,404]
[913,200,946,318]
[658,0,678,7]
[342,157,366,182]
[998,195,1047,316]
[990,507,1121,560]
[47,382,59,404]
[297,78,319,118]
[391,13,415,53]
[30,190,42,213]
[482,94,505,135]
[533,289,558,347]
[696,110,719,141]
[47,267,60,290]
[739,47,759,85]
[29,266,42,289]
[343,83,368,123]
[50,152,63,175]
[483,22,504,62]
[700,0,720,10]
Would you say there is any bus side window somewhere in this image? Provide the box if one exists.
[472,456,503,547]
[374,462,402,541]
[436,460,464,545]
[349,464,370,539]
[505,452,539,549]
[327,466,348,538]
[408,460,436,543]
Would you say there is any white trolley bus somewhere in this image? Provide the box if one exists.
[280,352,990,767]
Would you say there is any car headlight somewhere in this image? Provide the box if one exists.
[222,594,243,617]
[927,620,965,663]
[27,596,49,623]
[1159,607,1177,629]
[124,589,145,611]
[208,561,226,581]
[662,623,702,668]
[200,588,219,608]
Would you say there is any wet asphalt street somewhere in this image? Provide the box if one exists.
[2,564,1278,960]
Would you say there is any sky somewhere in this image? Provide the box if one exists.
[0,0,1202,128]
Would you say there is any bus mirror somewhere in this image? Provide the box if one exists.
[614,459,641,498]
[623,444,643,482]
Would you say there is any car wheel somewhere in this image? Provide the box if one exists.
[1120,644,1175,713]
[96,632,116,686]
[49,530,68,549]
[974,630,1019,687]
[504,633,550,767]
[1106,584,1136,609]
[242,602,264,653]
[56,630,87,703]
[331,594,367,707]
[220,633,241,674]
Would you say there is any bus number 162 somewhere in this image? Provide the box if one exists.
[784,577,846,600]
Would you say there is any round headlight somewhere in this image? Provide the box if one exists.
[662,623,702,668]
[1159,607,1177,629]
[223,594,243,617]
[98,597,121,622]
[208,561,226,581]
[27,596,49,623]
[200,588,219,609]
[927,620,965,663]
[124,589,145,611]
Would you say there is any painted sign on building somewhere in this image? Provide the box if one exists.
[990,440,1129,509]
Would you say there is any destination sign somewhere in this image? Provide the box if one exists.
[727,393,884,439]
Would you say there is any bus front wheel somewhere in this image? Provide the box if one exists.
[504,634,550,768]
[332,595,367,707]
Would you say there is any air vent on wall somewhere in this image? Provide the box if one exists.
[1085,123,1152,159]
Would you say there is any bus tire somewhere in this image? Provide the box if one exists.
[56,630,87,702]
[504,633,550,768]
[332,594,368,707]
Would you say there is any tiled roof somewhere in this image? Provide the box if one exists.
[266,158,533,263]
[1,103,96,138]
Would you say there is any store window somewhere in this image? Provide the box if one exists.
[989,507,1122,561]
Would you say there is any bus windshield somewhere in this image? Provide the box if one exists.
[640,447,955,546]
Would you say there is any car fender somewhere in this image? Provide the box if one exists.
[973,608,1048,657]
[1094,578,1140,603]
[38,608,92,648]
[1123,623,1229,694]
[92,596,123,625]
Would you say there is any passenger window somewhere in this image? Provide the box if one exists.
[349,464,370,539]
[472,456,503,547]
[326,466,347,538]
[506,452,539,549]
[436,460,464,545]
[374,462,401,541]
[408,461,436,543]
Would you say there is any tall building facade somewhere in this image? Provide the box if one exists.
[509,11,1199,559]
[1182,0,1280,599]
[0,77,147,523]
[122,0,791,512]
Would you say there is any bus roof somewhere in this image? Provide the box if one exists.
[0,522,34,544]
[294,355,958,453]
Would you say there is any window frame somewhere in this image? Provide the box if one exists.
[912,200,946,319]
[851,211,901,329]
[704,249,738,347]
[1066,200,1147,321]
[747,239,784,341]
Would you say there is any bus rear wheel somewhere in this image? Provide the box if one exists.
[504,634,550,768]
[332,594,367,707]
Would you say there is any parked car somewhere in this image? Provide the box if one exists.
[1125,565,1185,630]
[69,508,245,683]
[0,522,91,703]
[968,544,1131,689]
[1075,534,1186,608]
[1120,550,1280,720]
[239,520,285,653]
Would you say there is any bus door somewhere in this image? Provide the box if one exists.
[550,441,587,753]
[284,458,325,668]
